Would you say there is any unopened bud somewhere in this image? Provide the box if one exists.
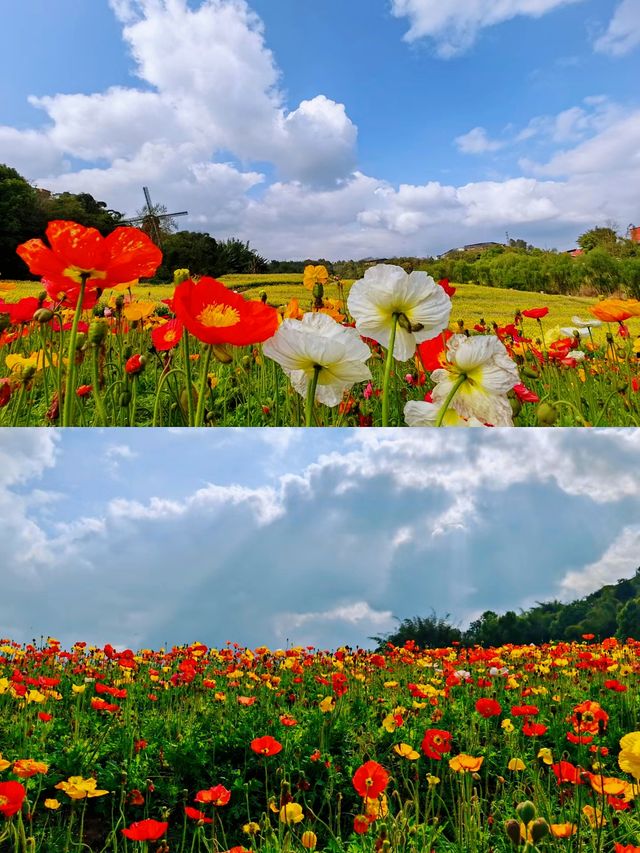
[529,818,549,844]
[312,283,324,299]
[88,320,108,345]
[212,344,233,364]
[119,391,131,407]
[74,332,87,350]
[516,801,536,825]
[536,402,557,426]
[21,365,36,382]
[33,308,54,324]
[505,819,523,846]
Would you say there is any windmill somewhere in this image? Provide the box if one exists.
[121,187,188,245]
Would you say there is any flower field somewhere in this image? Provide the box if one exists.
[4,220,640,426]
[1,636,639,852]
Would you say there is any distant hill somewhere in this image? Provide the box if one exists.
[373,568,640,649]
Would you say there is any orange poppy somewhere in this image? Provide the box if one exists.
[590,299,640,323]
[195,785,230,806]
[250,736,282,756]
[17,221,162,290]
[449,754,484,773]
[173,277,278,346]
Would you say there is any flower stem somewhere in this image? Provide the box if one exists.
[305,364,322,427]
[381,312,399,427]
[181,332,195,427]
[91,345,108,426]
[435,374,467,426]
[62,274,88,427]
[195,344,213,427]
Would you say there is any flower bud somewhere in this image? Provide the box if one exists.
[212,344,233,364]
[74,332,87,350]
[88,320,108,345]
[516,801,536,825]
[119,391,132,407]
[529,818,549,844]
[21,365,36,382]
[33,308,54,324]
[509,396,522,417]
[173,268,190,285]
[260,290,268,303]
[536,402,557,426]
[312,282,324,299]
[504,819,522,846]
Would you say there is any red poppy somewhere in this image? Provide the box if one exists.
[129,789,145,806]
[251,736,282,756]
[38,712,52,722]
[185,806,212,823]
[552,761,582,785]
[17,221,162,290]
[614,845,640,852]
[522,307,549,319]
[352,760,389,799]
[0,781,26,818]
[511,704,539,716]
[0,297,39,325]
[76,385,93,398]
[152,318,184,351]
[0,379,11,408]
[195,785,230,807]
[44,280,100,311]
[604,679,627,692]
[417,330,452,372]
[125,354,145,376]
[475,698,502,718]
[438,278,456,297]
[421,729,452,760]
[173,277,278,346]
[512,383,539,403]
[567,732,593,744]
[570,700,608,735]
[121,819,168,841]
[353,815,370,835]
[522,721,547,737]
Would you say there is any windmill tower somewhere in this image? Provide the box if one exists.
[122,187,188,244]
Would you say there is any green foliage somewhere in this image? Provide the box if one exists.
[157,231,267,280]
[577,226,619,253]
[379,569,640,649]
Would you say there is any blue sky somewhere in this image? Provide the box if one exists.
[2,428,640,650]
[0,0,639,259]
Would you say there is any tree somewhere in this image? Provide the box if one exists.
[0,164,45,279]
[371,611,462,650]
[577,227,619,254]
[617,598,640,640]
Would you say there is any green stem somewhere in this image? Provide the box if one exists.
[381,313,399,427]
[305,364,322,427]
[194,344,213,427]
[181,332,195,427]
[91,345,108,426]
[435,374,467,426]
[62,275,87,427]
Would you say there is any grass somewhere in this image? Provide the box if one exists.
[0,276,608,333]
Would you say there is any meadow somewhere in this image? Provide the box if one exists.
[4,219,640,428]
[0,636,639,853]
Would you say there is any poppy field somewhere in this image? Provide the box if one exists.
[1,636,640,852]
[4,220,640,426]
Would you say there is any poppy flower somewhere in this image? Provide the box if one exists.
[618,731,640,780]
[522,307,549,319]
[76,385,93,398]
[550,824,576,838]
[421,729,452,760]
[352,760,389,799]
[121,819,168,841]
[125,354,145,376]
[262,313,372,407]
[353,814,370,834]
[0,781,26,818]
[17,221,162,290]
[570,700,608,735]
[347,264,452,361]
[152,318,183,351]
[438,278,456,297]
[522,721,547,737]
[512,384,539,403]
[449,754,483,773]
[590,298,640,323]
[250,736,282,756]
[173,277,278,346]
[185,806,212,823]
[13,759,48,778]
[475,698,502,718]
[393,743,419,760]
[195,785,230,807]
[552,761,582,785]
[279,802,304,824]
[44,280,100,311]
[0,297,39,325]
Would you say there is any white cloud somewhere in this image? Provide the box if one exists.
[455,127,505,154]
[390,0,586,55]
[558,526,640,597]
[594,0,640,56]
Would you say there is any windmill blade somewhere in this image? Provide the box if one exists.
[143,186,154,214]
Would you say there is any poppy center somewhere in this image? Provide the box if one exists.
[196,303,240,328]
[165,330,177,342]
[63,266,107,285]
[0,795,7,806]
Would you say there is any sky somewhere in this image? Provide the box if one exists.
[0,0,639,260]
[2,427,640,651]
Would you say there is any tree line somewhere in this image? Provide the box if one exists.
[371,569,640,650]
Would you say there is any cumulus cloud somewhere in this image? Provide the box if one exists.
[390,0,586,55]
[594,0,640,57]
[455,127,505,154]
[3,429,640,649]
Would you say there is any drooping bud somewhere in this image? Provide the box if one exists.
[536,402,557,426]
[88,320,108,345]
[33,308,54,324]
[529,818,549,844]
[504,819,522,846]
[211,344,233,364]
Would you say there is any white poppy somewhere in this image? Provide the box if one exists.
[561,327,587,338]
[347,264,452,361]
[262,312,372,406]
[571,316,603,328]
[404,400,486,427]
[430,334,520,427]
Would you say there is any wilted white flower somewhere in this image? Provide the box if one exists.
[430,334,519,426]
[347,264,452,361]
[262,312,371,406]
[571,315,602,328]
